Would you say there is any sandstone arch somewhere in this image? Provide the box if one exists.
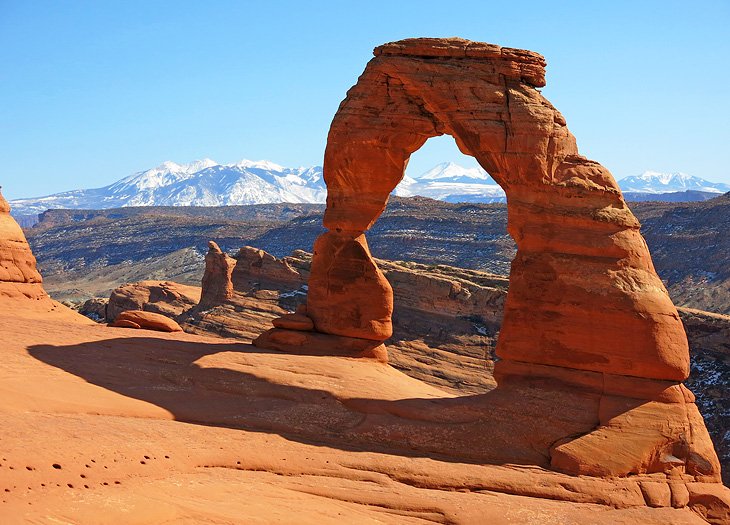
[256,38,721,480]
[308,37,687,382]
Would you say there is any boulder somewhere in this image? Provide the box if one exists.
[107,281,200,322]
[110,310,183,332]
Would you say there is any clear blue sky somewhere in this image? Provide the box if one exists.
[1,0,728,199]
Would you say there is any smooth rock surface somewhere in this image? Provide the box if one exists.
[0,188,48,301]
[111,310,183,332]
[1,310,727,523]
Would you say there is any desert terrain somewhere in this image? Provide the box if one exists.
[3,36,729,524]
[7,301,727,524]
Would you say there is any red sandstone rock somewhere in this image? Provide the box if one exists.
[231,246,305,293]
[9,309,728,523]
[272,312,314,331]
[263,37,719,482]
[200,241,235,307]
[254,328,388,362]
[107,281,200,321]
[687,483,730,523]
[307,232,393,340]
[0,189,47,300]
[310,37,687,383]
[112,319,141,329]
[201,247,501,391]
[110,310,183,332]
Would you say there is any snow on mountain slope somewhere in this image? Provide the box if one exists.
[394,161,506,203]
[10,161,728,218]
[9,160,327,216]
[418,162,492,182]
[618,171,730,194]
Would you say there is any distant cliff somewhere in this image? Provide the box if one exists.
[25,195,730,315]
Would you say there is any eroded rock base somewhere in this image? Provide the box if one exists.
[254,328,388,363]
[495,360,720,481]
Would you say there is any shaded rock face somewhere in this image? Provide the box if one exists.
[200,241,235,307]
[0,189,47,300]
[79,297,108,322]
[257,38,721,482]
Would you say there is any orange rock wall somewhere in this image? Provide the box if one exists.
[0,190,46,300]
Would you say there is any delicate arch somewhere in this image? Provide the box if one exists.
[307,38,689,382]
[252,37,722,481]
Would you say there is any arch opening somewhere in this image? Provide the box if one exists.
[370,134,514,393]
[395,134,506,205]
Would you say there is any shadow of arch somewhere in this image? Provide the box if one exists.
[29,336,632,467]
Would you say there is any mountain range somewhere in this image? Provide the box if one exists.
[619,171,730,194]
[8,159,729,218]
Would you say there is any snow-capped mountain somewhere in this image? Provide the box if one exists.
[394,162,506,203]
[9,159,327,216]
[9,160,508,217]
[10,161,729,218]
[617,171,730,194]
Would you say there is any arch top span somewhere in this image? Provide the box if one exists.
[374,37,547,87]
[322,37,628,235]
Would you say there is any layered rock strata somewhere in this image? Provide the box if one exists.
[107,281,200,322]
[253,38,723,482]
[0,188,47,301]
